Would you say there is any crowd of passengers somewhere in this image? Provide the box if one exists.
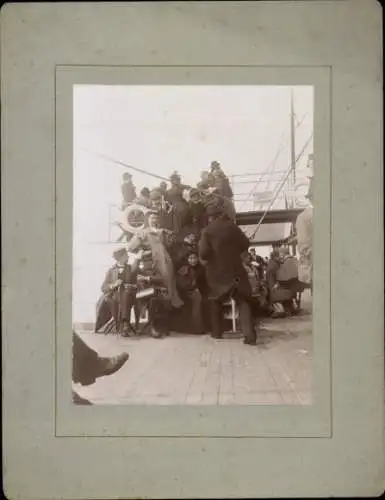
[95,161,306,341]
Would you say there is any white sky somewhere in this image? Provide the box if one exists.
[72,85,313,322]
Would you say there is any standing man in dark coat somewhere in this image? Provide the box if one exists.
[198,204,257,345]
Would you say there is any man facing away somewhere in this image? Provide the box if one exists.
[198,204,257,345]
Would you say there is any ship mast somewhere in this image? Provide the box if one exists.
[289,89,296,208]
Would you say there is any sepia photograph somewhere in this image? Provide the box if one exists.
[2,1,383,497]
[72,84,314,406]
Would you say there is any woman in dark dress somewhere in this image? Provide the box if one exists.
[175,252,208,334]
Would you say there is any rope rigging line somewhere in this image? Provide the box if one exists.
[248,132,313,242]
[80,148,228,204]
[237,135,285,212]
[237,112,309,211]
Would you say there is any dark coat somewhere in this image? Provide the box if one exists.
[101,263,135,296]
[213,175,233,198]
[165,186,190,232]
[188,201,207,228]
[198,215,252,300]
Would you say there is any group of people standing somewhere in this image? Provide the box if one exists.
[74,163,313,405]
[97,161,258,344]
[120,160,236,229]
[97,160,313,343]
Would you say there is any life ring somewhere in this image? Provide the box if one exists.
[120,203,153,234]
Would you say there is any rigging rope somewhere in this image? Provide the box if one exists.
[237,112,308,211]
[238,135,286,211]
[248,133,313,241]
[81,149,228,204]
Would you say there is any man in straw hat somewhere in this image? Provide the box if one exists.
[100,246,142,336]
[199,203,258,345]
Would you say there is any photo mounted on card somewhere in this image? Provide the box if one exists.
[2,2,382,499]
[55,65,331,437]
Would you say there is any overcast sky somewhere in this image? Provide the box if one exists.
[74,84,313,244]
[72,85,313,321]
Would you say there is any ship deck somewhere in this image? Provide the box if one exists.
[74,291,312,406]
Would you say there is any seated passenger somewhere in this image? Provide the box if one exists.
[266,248,299,316]
[136,252,173,339]
[276,246,303,314]
[277,247,299,284]
[100,247,141,336]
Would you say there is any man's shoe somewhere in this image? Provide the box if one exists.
[98,353,129,378]
[243,338,257,346]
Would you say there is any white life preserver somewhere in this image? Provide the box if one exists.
[119,203,153,234]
